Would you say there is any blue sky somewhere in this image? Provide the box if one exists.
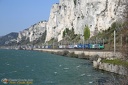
[0,0,59,36]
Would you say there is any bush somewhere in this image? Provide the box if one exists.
[84,25,90,40]
[62,51,69,56]
[67,52,78,58]
[89,55,99,61]
[78,53,86,59]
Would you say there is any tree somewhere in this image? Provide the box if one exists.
[74,0,77,6]
[84,25,90,40]
[63,28,70,38]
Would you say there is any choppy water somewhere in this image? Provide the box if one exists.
[0,49,118,85]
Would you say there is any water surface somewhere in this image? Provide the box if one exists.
[0,49,118,85]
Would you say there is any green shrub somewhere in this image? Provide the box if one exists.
[84,25,90,40]
[102,59,128,67]
[63,28,69,38]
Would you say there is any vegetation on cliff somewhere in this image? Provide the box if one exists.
[0,32,18,46]
[84,25,90,40]
[102,59,128,67]
[62,28,80,44]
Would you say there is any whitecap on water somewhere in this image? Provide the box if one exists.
[54,72,57,74]
[26,66,29,67]
[9,71,17,74]
[63,68,69,70]
[80,74,85,76]
[89,81,93,84]
[31,69,34,71]
[87,74,91,76]
[13,71,17,72]
[76,65,80,68]
[6,63,10,65]
[59,65,62,67]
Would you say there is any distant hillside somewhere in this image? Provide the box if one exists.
[0,32,18,46]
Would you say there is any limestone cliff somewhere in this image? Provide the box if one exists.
[0,32,18,46]
[17,21,47,43]
[16,0,127,44]
[46,0,128,41]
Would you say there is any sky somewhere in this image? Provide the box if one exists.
[0,0,59,36]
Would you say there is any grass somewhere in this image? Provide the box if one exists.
[102,59,128,67]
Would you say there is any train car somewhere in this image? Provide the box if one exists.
[68,45,74,49]
[65,45,69,49]
[89,44,104,49]
[99,44,104,49]
[45,45,48,49]
[94,44,99,49]
[84,44,90,49]
[88,44,92,49]
[45,45,52,49]
[58,45,63,49]
[48,45,52,48]
[42,46,45,48]
[74,44,78,48]
[77,44,83,49]
[62,45,66,48]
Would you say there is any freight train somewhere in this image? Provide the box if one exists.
[42,43,104,49]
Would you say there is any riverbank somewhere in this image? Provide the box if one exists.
[33,48,122,58]
[34,48,128,76]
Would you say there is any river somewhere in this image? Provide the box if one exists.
[0,49,119,85]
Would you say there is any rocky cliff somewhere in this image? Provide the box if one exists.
[0,32,18,46]
[16,0,127,44]
[46,0,128,41]
[17,21,47,43]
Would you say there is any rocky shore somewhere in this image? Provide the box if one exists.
[33,48,128,75]
[93,58,128,75]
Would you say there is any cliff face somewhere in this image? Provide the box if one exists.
[0,32,18,46]
[16,0,127,44]
[46,0,127,41]
[17,21,47,43]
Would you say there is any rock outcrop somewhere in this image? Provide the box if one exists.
[93,58,128,75]
[17,21,47,43]
[46,0,128,41]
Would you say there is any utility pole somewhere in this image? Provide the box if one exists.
[103,39,104,46]
[121,34,122,47]
[83,34,84,52]
[126,37,128,48]
[114,30,116,56]
[82,27,84,53]
[96,37,97,44]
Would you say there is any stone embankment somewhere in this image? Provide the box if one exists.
[93,58,128,75]
[34,49,127,75]
[34,48,122,58]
